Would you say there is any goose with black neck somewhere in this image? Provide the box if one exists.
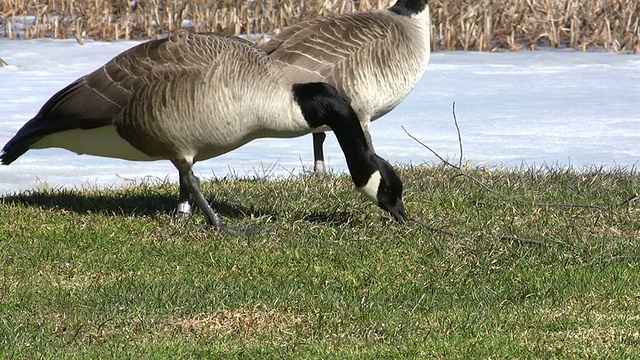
[262,0,431,174]
[1,32,406,231]
[293,82,406,223]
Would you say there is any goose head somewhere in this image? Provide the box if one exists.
[356,154,406,223]
[293,82,406,223]
[390,0,429,17]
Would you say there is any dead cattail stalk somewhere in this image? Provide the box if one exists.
[0,0,638,52]
[72,30,84,45]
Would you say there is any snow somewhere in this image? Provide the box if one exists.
[1,38,639,194]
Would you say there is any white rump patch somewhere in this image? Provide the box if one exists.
[357,170,381,203]
[32,125,157,161]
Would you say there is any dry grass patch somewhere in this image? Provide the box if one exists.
[533,297,640,355]
[39,262,105,291]
[166,307,307,338]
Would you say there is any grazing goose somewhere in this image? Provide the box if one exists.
[261,0,431,174]
[1,32,406,230]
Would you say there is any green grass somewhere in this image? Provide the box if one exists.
[1,164,639,358]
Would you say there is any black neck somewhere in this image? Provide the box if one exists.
[389,0,428,16]
[293,82,376,188]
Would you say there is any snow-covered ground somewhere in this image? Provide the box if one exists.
[1,38,639,194]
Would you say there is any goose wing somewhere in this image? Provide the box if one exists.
[261,12,393,85]
[1,33,248,164]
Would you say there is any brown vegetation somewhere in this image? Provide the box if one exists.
[1,0,639,52]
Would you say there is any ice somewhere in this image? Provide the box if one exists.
[1,38,639,194]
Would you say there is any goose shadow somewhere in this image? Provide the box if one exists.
[0,190,354,226]
[0,190,265,220]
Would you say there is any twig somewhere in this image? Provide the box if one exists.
[452,102,464,168]
[403,103,638,246]
[617,193,639,207]
[402,103,638,211]
[409,215,461,237]
[585,255,637,267]
[500,235,545,246]
[411,293,427,313]
[534,202,612,210]
[401,125,502,196]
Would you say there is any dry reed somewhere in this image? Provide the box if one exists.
[1,0,638,52]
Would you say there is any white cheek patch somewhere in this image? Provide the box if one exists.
[357,170,381,203]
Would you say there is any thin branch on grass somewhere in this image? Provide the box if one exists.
[411,293,427,313]
[410,215,543,247]
[401,125,501,197]
[452,102,464,168]
[585,255,637,267]
[533,201,613,210]
[408,215,461,237]
[524,186,639,210]
[499,235,545,246]
[403,102,638,211]
[617,193,639,207]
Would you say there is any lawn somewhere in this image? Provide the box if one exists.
[1,164,639,358]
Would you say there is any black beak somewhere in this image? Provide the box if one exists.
[381,200,406,224]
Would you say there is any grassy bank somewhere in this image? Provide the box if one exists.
[1,0,639,52]
[1,164,639,358]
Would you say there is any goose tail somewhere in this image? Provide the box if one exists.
[1,115,52,165]
[2,78,115,165]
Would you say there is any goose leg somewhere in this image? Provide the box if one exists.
[362,121,375,153]
[179,168,225,229]
[312,132,326,175]
[175,163,262,235]
[177,173,192,217]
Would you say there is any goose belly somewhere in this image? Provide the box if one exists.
[117,96,312,163]
[192,107,312,161]
[32,125,158,161]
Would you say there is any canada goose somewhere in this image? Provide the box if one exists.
[1,32,406,230]
[261,0,431,174]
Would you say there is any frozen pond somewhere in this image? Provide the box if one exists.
[1,38,639,194]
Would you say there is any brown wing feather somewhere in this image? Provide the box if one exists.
[1,32,253,164]
[261,12,393,85]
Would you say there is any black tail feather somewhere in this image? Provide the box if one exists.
[1,145,29,165]
[1,78,115,165]
[1,116,47,165]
